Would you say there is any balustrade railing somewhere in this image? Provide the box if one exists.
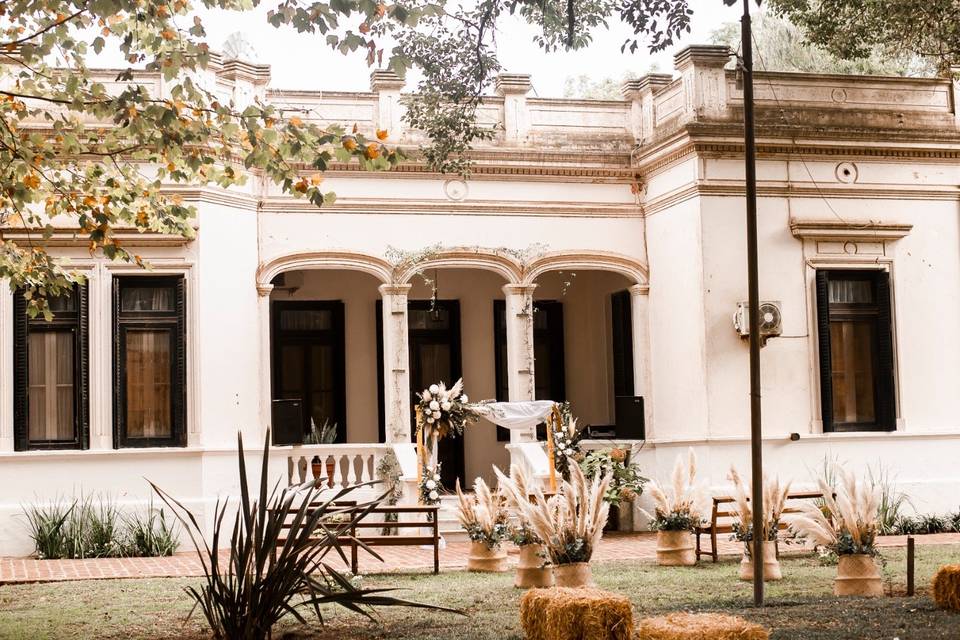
[278,444,392,489]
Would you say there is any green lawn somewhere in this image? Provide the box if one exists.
[1,546,959,639]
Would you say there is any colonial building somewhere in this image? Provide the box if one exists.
[2,45,959,555]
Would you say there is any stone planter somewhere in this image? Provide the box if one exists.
[656,530,696,566]
[514,544,554,588]
[834,554,883,597]
[467,541,508,573]
[738,541,782,581]
[553,562,593,588]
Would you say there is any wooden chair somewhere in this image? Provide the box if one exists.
[695,491,825,562]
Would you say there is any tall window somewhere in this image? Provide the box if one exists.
[611,290,634,397]
[493,300,565,441]
[114,276,186,447]
[271,301,346,445]
[816,270,895,432]
[13,286,89,450]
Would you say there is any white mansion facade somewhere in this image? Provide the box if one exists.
[2,45,959,554]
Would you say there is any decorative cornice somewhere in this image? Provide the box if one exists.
[496,73,532,96]
[370,70,405,92]
[789,219,913,241]
[0,227,196,247]
[257,197,641,218]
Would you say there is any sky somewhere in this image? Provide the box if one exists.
[193,2,744,97]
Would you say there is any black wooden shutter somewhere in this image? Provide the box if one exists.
[112,277,122,449]
[12,292,28,452]
[174,276,187,446]
[874,271,896,431]
[77,284,90,449]
[611,291,634,397]
[815,271,833,431]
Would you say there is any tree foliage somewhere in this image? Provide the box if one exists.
[766,0,960,75]
[710,11,935,76]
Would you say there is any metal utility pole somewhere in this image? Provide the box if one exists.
[741,0,765,607]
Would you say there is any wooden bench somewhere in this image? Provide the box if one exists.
[278,502,441,574]
[695,491,825,562]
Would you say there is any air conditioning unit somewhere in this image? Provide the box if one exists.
[733,301,782,344]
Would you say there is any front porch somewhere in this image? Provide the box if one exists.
[259,251,651,503]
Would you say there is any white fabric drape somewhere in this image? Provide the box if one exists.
[474,400,556,431]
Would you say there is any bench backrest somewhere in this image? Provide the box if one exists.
[709,491,824,533]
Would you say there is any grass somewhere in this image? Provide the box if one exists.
[1,546,959,639]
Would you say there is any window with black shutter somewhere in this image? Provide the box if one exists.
[493,300,566,441]
[113,276,187,447]
[816,270,896,432]
[13,285,89,450]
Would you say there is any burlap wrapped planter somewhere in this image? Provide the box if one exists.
[932,564,960,611]
[467,541,508,573]
[515,544,555,588]
[834,554,883,597]
[554,562,593,588]
[738,541,782,582]
[656,530,696,566]
[519,587,633,640]
[635,612,769,640]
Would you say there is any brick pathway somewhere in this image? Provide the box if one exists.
[1,532,957,584]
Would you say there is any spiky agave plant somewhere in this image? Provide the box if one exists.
[495,462,611,565]
[150,431,453,640]
[727,467,791,550]
[455,477,509,549]
[641,448,706,532]
[790,468,880,556]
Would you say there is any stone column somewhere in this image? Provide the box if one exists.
[495,73,532,144]
[673,44,732,123]
[257,283,274,441]
[379,284,412,443]
[370,70,406,138]
[621,74,673,144]
[629,284,653,437]
[502,284,537,442]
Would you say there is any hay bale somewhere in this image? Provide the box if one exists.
[635,612,769,640]
[519,587,633,640]
[932,564,960,611]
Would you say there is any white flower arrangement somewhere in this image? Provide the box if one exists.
[419,464,443,505]
[416,378,478,441]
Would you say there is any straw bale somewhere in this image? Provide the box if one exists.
[520,587,633,640]
[932,564,960,611]
[635,612,769,640]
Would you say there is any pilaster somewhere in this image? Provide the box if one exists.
[379,283,412,443]
[621,74,673,144]
[502,284,537,442]
[628,284,653,437]
[370,70,406,138]
[496,73,532,143]
[673,44,731,123]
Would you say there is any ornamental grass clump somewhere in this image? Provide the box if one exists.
[641,449,706,532]
[790,469,880,556]
[728,467,791,546]
[150,431,450,640]
[495,462,611,567]
[455,478,509,549]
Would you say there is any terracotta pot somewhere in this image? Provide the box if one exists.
[834,554,883,597]
[514,544,554,588]
[738,541,782,581]
[656,530,696,566]
[553,562,593,588]
[467,541,508,573]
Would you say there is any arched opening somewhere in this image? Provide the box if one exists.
[268,268,384,446]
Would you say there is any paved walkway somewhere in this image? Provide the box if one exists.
[1,532,957,584]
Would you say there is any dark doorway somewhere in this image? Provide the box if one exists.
[271,301,346,444]
[377,300,465,490]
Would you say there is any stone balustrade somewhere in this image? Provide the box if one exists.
[280,443,392,489]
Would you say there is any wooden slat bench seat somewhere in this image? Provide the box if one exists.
[277,502,440,574]
[695,491,825,562]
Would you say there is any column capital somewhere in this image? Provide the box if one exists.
[502,283,537,297]
[628,283,649,296]
[673,44,732,71]
[378,283,412,297]
[620,73,673,100]
[370,69,405,93]
[256,283,274,297]
[495,73,532,97]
